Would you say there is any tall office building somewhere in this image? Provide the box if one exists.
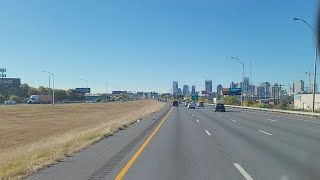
[240,77,250,95]
[191,85,196,95]
[254,86,265,98]
[183,85,190,96]
[309,83,318,93]
[230,82,239,88]
[217,84,223,95]
[295,80,304,94]
[172,81,179,95]
[261,82,270,97]
[205,80,213,93]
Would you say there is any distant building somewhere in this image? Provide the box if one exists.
[254,86,265,98]
[191,85,196,95]
[295,80,305,94]
[205,80,213,93]
[230,82,238,88]
[112,91,127,95]
[248,85,255,97]
[240,77,250,96]
[172,81,179,95]
[309,83,318,93]
[178,88,182,95]
[261,82,270,97]
[183,85,190,96]
[216,84,223,95]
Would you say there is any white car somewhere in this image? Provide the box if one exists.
[188,102,196,109]
[4,100,16,105]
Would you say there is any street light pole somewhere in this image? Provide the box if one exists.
[106,83,108,103]
[294,17,319,112]
[231,57,245,106]
[43,71,55,105]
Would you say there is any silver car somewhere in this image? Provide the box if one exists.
[4,100,16,105]
[188,102,196,109]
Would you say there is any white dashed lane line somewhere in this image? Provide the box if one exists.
[230,119,237,123]
[205,130,212,136]
[266,119,277,122]
[233,163,254,180]
[196,120,199,123]
[258,130,272,136]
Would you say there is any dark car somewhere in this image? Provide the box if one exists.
[172,100,179,107]
[213,103,225,112]
[198,102,204,107]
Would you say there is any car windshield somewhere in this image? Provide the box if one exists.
[1,1,320,180]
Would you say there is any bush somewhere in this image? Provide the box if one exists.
[224,96,240,105]
[243,100,253,107]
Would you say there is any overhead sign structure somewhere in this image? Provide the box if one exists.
[222,88,242,95]
[75,88,91,94]
[0,78,21,87]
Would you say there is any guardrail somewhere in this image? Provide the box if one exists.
[206,104,320,118]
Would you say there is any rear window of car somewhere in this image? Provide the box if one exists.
[217,104,224,107]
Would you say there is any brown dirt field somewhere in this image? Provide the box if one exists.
[0,100,164,179]
[0,100,163,152]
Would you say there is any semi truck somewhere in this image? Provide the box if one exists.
[27,95,53,104]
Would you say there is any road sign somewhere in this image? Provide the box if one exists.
[0,78,21,87]
[222,88,242,95]
[75,88,91,94]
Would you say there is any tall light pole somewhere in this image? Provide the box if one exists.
[77,78,89,102]
[294,17,318,112]
[106,82,108,103]
[231,57,245,106]
[43,71,55,105]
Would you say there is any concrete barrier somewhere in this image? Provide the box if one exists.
[206,104,320,118]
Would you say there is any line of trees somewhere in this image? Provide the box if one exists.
[0,84,85,103]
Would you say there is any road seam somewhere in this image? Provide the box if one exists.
[258,130,272,136]
[233,163,253,180]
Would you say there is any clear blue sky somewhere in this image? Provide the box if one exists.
[0,0,318,93]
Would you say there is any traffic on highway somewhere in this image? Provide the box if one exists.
[2,1,320,180]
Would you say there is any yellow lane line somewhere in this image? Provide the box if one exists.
[115,107,173,180]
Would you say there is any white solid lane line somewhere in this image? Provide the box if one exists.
[258,130,272,136]
[266,119,277,122]
[231,119,237,123]
[205,130,211,136]
[196,120,199,123]
[233,163,253,180]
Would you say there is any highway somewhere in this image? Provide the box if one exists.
[27,104,320,180]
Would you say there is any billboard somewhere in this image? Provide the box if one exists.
[0,78,21,87]
[222,88,242,95]
[75,88,91,94]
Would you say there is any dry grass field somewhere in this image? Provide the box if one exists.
[0,100,164,180]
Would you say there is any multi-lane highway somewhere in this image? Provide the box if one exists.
[28,104,320,180]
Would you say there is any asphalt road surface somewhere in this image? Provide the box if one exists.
[27,105,320,180]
